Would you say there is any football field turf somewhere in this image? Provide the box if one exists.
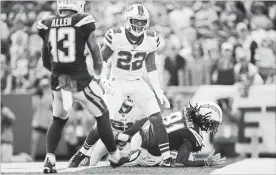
[1,157,275,174]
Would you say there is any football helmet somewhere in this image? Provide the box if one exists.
[125,4,150,37]
[119,96,135,114]
[57,0,86,14]
[187,101,222,134]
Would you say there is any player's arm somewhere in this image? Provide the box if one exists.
[115,118,148,142]
[175,140,205,167]
[86,31,103,78]
[41,41,51,71]
[176,140,226,167]
[145,52,170,108]
[37,18,51,71]
[100,44,114,79]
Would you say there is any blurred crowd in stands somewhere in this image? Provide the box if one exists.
[1,1,276,94]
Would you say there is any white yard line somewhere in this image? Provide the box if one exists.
[0,161,110,173]
[211,158,276,174]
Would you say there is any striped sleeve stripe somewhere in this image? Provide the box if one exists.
[37,21,48,30]
[105,36,112,44]
[75,15,95,27]
[157,41,160,47]
[106,32,113,40]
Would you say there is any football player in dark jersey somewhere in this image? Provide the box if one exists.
[116,101,226,167]
[37,1,139,173]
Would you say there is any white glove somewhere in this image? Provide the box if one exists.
[157,90,170,109]
[101,78,115,96]
[204,149,226,167]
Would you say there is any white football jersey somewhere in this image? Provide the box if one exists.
[110,105,146,133]
[104,27,160,81]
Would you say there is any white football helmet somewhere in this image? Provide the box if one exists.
[119,96,135,114]
[196,101,222,134]
[57,0,86,14]
[125,4,150,37]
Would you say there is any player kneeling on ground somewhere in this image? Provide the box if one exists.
[117,101,226,167]
[69,96,147,167]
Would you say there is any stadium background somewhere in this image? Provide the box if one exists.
[1,0,276,163]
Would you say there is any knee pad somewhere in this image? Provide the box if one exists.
[53,116,68,126]
[148,113,163,127]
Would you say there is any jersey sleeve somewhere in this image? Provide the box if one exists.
[103,28,116,50]
[146,30,160,52]
[37,19,49,41]
[75,14,96,41]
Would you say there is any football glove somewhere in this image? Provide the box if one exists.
[157,90,170,109]
[101,78,115,96]
[204,149,226,167]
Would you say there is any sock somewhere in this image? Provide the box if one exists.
[46,153,56,163]
[79,126,99,156]
[46,116,68,155]
[109,148,120,163]
[148,113,170,160]
[95,111,117,153]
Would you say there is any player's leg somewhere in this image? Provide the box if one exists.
[89,139,108,166]
[44,90,69,173]
[68,124,99,167]
[132,79,172,165]
[75,80,130,167]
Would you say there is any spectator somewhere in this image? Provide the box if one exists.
[30,78,52,160]
[235,22,258,65]
[234,46,263,97]
[1,103,16,163]
[185,43,211,85]
[250,1,274,30]
[164,43,186,86]
[212,42,235,85]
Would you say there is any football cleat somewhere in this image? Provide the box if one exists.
[68,151,87,168]
[159,157,175,167]
[109,149,141,168]
[43,157,57,174]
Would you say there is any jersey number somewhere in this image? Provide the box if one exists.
[163,111,185,133]
[49,27,76,63]
[117,51,147,71]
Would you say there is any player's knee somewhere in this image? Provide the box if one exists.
[148,112,163,127]
[95,110,109,121]
[53,116,68,126]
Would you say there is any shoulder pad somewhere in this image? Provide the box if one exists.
[37,15,55,30]
[112,27,122,34]
[75,13,96,27]
[146,30,156,37]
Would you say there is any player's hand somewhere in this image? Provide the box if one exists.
[101,78,115,96]
[204,149,226,167]
[158,91,170,109]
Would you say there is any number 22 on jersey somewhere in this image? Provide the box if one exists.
[49,27,76,63]
[117,51,147,71]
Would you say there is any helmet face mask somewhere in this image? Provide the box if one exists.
[57,0,86,14]
[125,4,150,37]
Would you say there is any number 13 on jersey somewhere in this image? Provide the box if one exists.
[49,27,76,63]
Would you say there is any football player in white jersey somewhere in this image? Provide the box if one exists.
[100,3,173,166]
[69,96,147,167]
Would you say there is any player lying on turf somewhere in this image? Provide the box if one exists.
[117,101,227,167]
[73,3,173,167]
[69,96,147,167]
[37,1,139,173]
